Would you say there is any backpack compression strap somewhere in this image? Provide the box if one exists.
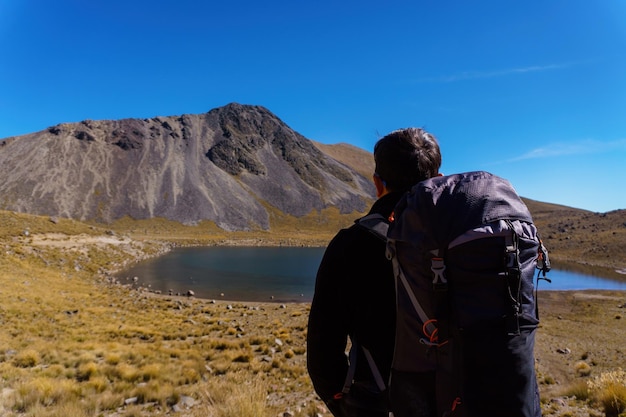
[341,340,387,394]
[504,221,522,336]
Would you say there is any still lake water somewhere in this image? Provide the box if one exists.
[118,246,626,302]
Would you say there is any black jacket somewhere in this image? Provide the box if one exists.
[307,192,402,403]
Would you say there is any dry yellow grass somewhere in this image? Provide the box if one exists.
[1,209,625,416]
[587,368,626,417]
[0,261,316,415]
[0,209,345,416]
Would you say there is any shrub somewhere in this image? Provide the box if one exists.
[233,352,253,363]
[561,380,590,401]
[211,358,232,375]
[181,367,201,384]
[85,375,109,393]
[140,363,162,381]
[248,335,269,345]
[543,375,556,385]
[292,346,306,355]
[209,376,269,417]
[15,377,82,411]
[105,352,121,365]
[92,391,124,410]
[587,368,626,417]
[13,349,40,368]
[76,361,99,381]
[107,363,140,383]
[22,401,95,417]
[575,361,592,377]
[41,364,65,378]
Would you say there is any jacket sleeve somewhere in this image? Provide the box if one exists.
[307,231,351,403]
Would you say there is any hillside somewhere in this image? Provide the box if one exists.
[524,199,626,276]
[0,104,374,230]
[312,141,375,181]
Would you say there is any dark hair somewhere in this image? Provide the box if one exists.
[373,127,441,192]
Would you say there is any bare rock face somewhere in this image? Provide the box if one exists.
[0,103,374,230]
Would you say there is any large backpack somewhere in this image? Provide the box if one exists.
[385,171,550,417]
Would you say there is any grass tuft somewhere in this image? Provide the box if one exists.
[575,361,592,377]
[561,380,591,401]
[12,349,41,368]
[587,368,626,417]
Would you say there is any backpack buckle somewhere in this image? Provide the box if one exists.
[431,257,448,291]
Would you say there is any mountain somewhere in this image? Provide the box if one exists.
[0,103,375,230]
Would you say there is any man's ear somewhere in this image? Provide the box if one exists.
[373,174,387,198]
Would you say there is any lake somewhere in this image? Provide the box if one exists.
[117,246,626,302]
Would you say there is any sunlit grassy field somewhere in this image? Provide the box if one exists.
[0,209,351,417]
[1,209,625,417]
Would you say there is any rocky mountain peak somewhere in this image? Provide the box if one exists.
[0,104,374,230]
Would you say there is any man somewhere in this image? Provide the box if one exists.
[307,128,442,417]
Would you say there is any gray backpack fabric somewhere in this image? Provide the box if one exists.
[386,171,549,417]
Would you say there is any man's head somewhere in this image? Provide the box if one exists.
[373,127,441,194]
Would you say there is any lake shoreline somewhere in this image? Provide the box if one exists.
[114,243,626,304]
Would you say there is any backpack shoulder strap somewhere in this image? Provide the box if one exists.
[355,213,389,242]
[340,214,390,394]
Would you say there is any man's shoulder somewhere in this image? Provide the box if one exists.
[327,218,387,254]
[332,222,369,243]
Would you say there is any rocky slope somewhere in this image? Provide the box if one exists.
[0,104,374,230]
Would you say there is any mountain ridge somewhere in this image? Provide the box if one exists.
[0,103,374,230]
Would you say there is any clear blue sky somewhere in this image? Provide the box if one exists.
[1,1,625,212]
